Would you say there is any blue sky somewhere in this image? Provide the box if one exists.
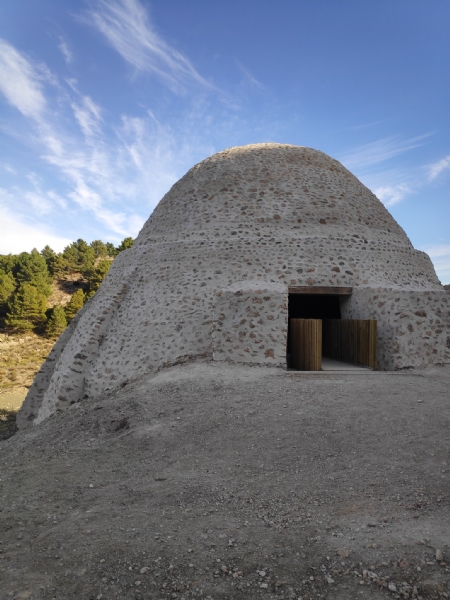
[0,1,449,283]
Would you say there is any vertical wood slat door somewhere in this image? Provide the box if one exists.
[290,319,322,371]
[322,319,377,370]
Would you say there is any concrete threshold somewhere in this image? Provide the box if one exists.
[321,357,371,372]
[286,356,372,374]
[286,357,428,375]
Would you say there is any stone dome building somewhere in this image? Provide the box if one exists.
[18,143,450,427]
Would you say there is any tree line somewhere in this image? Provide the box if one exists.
[0,237,134,338]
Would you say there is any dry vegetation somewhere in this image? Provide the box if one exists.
[46,275,84,308]
[0,331,54,391]
[0,331,54,440]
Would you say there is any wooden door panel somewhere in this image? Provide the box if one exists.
[290,319,322,371]
[323,319,377,369]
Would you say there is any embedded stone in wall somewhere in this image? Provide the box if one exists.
[213,282,287,366]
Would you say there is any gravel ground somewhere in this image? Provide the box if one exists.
[1,361,449,600]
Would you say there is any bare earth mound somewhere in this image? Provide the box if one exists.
[1,363,450,599]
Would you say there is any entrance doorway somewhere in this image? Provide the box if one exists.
[289,293,341,319]
[287,287,377,371]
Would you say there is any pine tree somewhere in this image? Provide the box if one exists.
[105,242,117,257]
[5,283,47,331]
[0,270,16,317]
[0,254,17,275]
[52,253,69,278]
[90,240,108,258]
[62,239,95,275]
[14,249,52,296]
[87,259,111,298]
[116,237,134,253]
[41,245,57,276]
[45,304,67,339]
[0,270,16,301]
[64,289,85,322]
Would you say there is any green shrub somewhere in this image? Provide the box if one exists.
[64,289,85,322]
[0,271,16,317]
[5,284,47,331]
[13,249,52,297]
[87,259,112,298]
[45,305,67,339]
[116,237,134,253]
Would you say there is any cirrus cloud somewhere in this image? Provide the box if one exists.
[0,38,47,120]
[427,155,450,181]
[86,0,217,93]
[374,184,412,207]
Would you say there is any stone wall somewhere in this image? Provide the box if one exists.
[15,307,86,429]
[341,289,450,370]
[212,282,287,366]
[17,144,450,428]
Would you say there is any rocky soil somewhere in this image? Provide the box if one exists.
[1,362,449,600]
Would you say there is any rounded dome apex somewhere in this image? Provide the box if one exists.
[138,143,410,248]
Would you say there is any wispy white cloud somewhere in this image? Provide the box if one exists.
[0,32,224,248]
[0,37,147,239]
[0,38,46,120]
[58,37,73,64]
[340,133,432,172]
[27,171,42,188]
[374,184,412,207]
[333,120,386,134]
[236,60,265,89]
[71,95,103,139]
[47,190,68,210]
[339,133,435,208]
[427,155,450,181]
[425,244,450,259]
[65,77,78,92]
[0,192,72,253]
[24,173,68,214]
[1,162,16,175]
[421,244,450,285]
[42,146,142,236]
[86,0,215,93]
[354,164,417,208]
[25,191,54,215]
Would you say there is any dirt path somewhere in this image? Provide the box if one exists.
[1,362,449,599]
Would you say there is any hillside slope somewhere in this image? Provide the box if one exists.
[0,332,55,392]
[0,332,54,439]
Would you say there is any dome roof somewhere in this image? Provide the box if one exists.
[137,143,411,248]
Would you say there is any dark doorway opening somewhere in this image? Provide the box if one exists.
[286,288,376,371]
[287,293,342,367]
[288,294,342,320]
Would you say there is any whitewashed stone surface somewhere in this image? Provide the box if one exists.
[17,143,450,428]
